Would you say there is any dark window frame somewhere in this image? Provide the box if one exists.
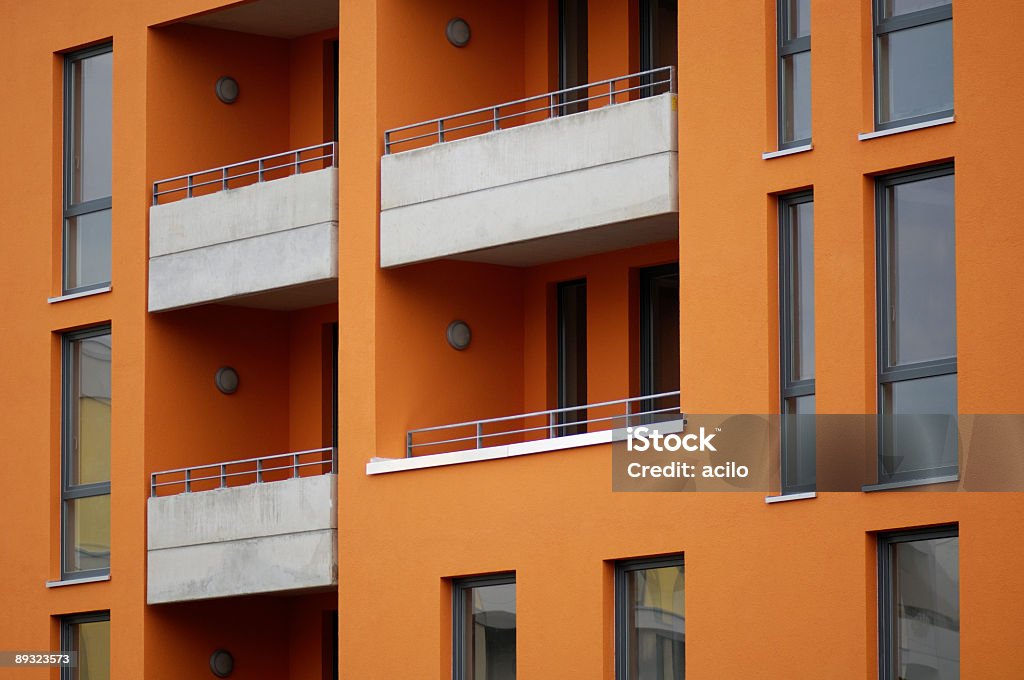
[558,0,588,114]
[877,525,959,680]
[60,610,110,680]
[63,42,114,295]
[61,326,112,581]
[777,0,812,149]
[872,1,953,130]
[638,263,680,423]
[452,572,516,680]
[556,279,588,436]
[875,164,957,484]
[779,191,815,494]
[639,0,677,98]
[614,554,685,680]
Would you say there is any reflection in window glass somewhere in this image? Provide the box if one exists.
[63,615,110,680]
[880,528,958,680]
[63,329,112,578]
[618,558,685,680]
[455,577,516,680]
[881,0,950,20]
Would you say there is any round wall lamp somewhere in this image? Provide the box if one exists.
[446,18,471,47]
[215,366,240,395]
[215,76,240,104]
[209,649,234,678]
[446,320,472,351]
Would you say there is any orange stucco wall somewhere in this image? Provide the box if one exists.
[2,0,1024,678]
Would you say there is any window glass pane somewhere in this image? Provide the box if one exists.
[892,536,959,680]
[878,20,953,124]
[70,51,113,204]
[462,582,516,680]
[785,0,810,40]
[789,201,814,380]
[641,265,680,397]
[888,174,955,366]
[881,374,957,477]
[626,564,685,680]
[67,619,110,680]
[64,495,111,574]
[881,0,950,20]
[70,333,112,486]
[66,209,112,291]
[783,394,815,491]
[780,51,811,145]
[558,281,587,435]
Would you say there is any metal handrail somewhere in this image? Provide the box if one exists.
[150,446,337,497]
[406,391,682,458]
[384,66,676,154]
[152,142,336,205]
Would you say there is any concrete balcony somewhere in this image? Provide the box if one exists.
[148,144,338,312]
[147,448,337,604]
[379,70,678,268]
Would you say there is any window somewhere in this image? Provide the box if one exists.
[873,0,953,129]
[778,0,811,148]
[779,192,815,494]
[878,526,959,680]
[557,279,587,435]
[615,556,685,680]
[453,574,516,680]
[62,328,112,579]
[558,0,588,114]
[639,264,680,420]
[639,0,678,97]
[876,166,956,483]
[63,44,113,294]
[61,612,110,680]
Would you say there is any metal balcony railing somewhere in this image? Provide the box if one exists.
[152,142,336,206]
[150,446,337,497]
[405,391,682,458]
[384,66,676,155]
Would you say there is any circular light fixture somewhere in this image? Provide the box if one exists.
[215,366,240,395]
[446,320,472,351]
[446,18,471,47]
[209,649,234,678]
[215,76,239,104]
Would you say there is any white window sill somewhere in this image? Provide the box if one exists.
[762,144,812,160]
[858,116,954,141]
[367,418,687,475]
[48,286,111,304]
[764,491,816,504]
[46,574,110,588]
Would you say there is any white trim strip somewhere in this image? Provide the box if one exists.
[764,491,817,504]
[367,419,687,475]
[857,116,954,141]
[862,474,959,492]
[46,574,110,588]
[762,144,813,160]
[48,286,111,304]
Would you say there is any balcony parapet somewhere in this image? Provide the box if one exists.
[147,447,337,604]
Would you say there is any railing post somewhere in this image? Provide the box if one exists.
[257,158,264,182]
[295,150,302,174]
[293,453,300,479]
[184,469,191,493]
[493,106,500,132]
[669,66,677,93]
[625,399,632,428]
[438,119,445,144]
[384,132,391,155]
[150,474,156,498]
[548,411,556,438]
[331,447,338,474]
[609,80,616,105]
[406,431,413,458]
[152,184,158,207]
[186,175,193,199]
[256,459,263,484]
[475,422,483,449]
[549,93,556,118]
[219,464,226,489]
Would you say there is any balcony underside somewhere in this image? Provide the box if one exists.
[380,93,679,268]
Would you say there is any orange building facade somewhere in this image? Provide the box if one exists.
[1,0,1022,678]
